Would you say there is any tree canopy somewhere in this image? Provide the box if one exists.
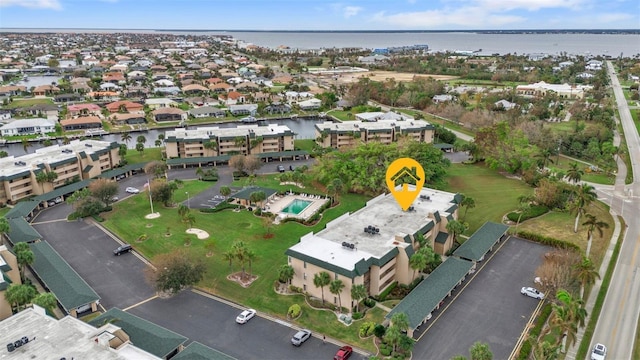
[145,250,206,294]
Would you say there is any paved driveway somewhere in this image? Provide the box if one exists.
[31,211,155,310]
[413,237,550,360]
[129,290,369,360]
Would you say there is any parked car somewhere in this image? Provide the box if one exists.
[521,287,545,300]
[277,165,286,173]
[125,187,140,194]
[115,174,125,181]
[334,345,353,360]
[111,195,119,202]
[47,196,63,206]
[113,244,132,256]
[289,165,295,171]
[235,309,257,324]
[591,343,607,360]
[291,329,311,346]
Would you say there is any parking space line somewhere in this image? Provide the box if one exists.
[122,295,159,311]
[30,218,70,225]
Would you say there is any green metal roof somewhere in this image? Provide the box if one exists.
[98,162,147,179]
[33,179,92,203]
[434,231,449,244]
[386,257,473,330]
[83,165,93,173]
[50,156,78,168]
[231,186,278,201]
[433,211,441,223]
[7,217,42,243]
[166,155,231,166]
[453,222,509,262]
[255,150,308,158]
[172,342,236,360]
[5,200,40,219]
[89,308,188,358]
[29,241,100,312]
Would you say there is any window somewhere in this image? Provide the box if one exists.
[334,297,337,304]
[303,273,307,280]
[288,256,291,263]
[303,262,307,269]
[303,284,307,291]
[335,273,338,280]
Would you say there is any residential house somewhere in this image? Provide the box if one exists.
[315,119,435,149]
[60,116,103,131]
[0,85,27,97]
[19,104,60,120]
[87,91,120,101]
[182,84,209,95]
[493,99,517,111]
[229,104,257,116]
[152,107,187,122]
[0,118,56,136]
[0,110,11,121]
[285,186,460,309]
[222,91,245,105]
[145,98,177,110]
[99,82,121,91]
[54,93,84,103]
[32,85,60,97]
[515,81,592,99]
[432,94,454,103]
[210,83,232,93]
[105,100,144,114]
[110,112,147,125]
[188,106,226,118]
[297,98,322,110]
[265,102,291,114]
[67,103,102,117]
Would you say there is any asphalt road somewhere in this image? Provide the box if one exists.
[413,237,550,360]
[587,62,640,360]
[128,290,369,360]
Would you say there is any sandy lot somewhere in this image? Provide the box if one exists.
[342,70,458,83]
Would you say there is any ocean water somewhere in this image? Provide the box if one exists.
[2,29,639,56]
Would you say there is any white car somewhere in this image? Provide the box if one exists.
[591,343,607,360]
[291,329,312,346]
[235,309,256,324]
[521,287,545,300]
[125,187,140,194]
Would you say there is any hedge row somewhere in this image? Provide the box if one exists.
[507,205,549,222]
[373,281,397,302]
[517,303,553,359]
[517,231,581,251]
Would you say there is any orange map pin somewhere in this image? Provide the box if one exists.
[385,158,425,211]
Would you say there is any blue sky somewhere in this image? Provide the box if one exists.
[0,0,638,30]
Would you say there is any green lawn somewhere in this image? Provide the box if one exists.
[442,163,534,235]
[124,147,163,163]
[294,139,316,152]
[4,98,54,109]
[548,156,615,185]
[327,110,354,121]
[102,176,377,351]
[0,207,10,218]
[632,107,640,136]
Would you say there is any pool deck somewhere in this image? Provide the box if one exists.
[264,193,329,221]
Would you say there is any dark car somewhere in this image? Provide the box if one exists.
[289,165,295,171]
[334,345,353,360]
[277,165,286,173]
[113,244,132,256]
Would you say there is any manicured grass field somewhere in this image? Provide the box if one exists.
[124,147,163,163]
[548,156,615,185]
[442,163,535,235]
[4,98,54,109]
[102,176,378,351]
[294,139,316,152]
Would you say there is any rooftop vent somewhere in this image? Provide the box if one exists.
[85,143,92,147]
[342,241,355,250]
[14,161,27,166]
[61,149,73,154]
[419,195,430,201]
[364,225,379,234]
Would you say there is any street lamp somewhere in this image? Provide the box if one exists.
[186,192,190,208]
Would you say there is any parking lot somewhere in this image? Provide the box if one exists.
[413,237,551,360]
[129,290,369,360]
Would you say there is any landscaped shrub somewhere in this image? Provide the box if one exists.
[254,208,262,216]
[380,346,392,357]
[364,298,376,308]
[359,321,376,337]
[507,204,549,222]
[517,231,580,251]
[517,340,532,360]
[375,281,397,301]
[530,303,552,338]
[352,312,363,320]
[374,324,386,338]
[287,304,301,318]
[289,285,303,293]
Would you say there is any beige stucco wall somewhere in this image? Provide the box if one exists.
[0,246,22,321]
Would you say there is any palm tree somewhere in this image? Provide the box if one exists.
[409,252,427,279]
[4,284,36,312]
[21,138,32,153]
[384,324,402,353]
[13,242,34,282]
[566,162,584,184]
[246,249,257,276]
[469,341,493,360]
[278,264,295,285]
[446,220,467,244]
[552,289,588,350]
[195,167,204,180]
[182,213,196,230]
[330,178,344,204]
[350,284,367,313]
[535,148,555,169]
[582,213,609,258]
[460,196,476,221]
[514,201,531,236]
[220,186,231,197]
[574,257,600,299]
[32,292,58,313]
[391,312,410,333]
[571,184,597,233]
[136,135,147,145]
[313,271,331,305]
[222,250,234,272]
[36,170,58,194]
[0,217,10,244]
[121,132,132,146]
[329,279,345,312]
[177,204,190,218]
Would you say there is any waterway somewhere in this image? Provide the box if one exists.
[0,117,324,157]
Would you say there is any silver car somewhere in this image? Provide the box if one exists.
[291,329,311,346]
[521,287,545,300]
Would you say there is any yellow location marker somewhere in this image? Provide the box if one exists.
[386,158,425,211]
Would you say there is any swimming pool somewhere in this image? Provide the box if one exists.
[281,199,312,215]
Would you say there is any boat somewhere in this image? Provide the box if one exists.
[241,116,257,123]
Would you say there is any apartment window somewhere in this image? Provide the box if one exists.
[303,284,307,291]
[303,273,307,280]
[335,273,339,280]
[303,262,307,269]
[288,256,291,264]
[334,297,337,304]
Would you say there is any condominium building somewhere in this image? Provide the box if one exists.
[515,81,593,99]
[0,139,121,204]
[164,124,295,158]
[0,245,21,321]
[315,119,435,149]
[285,186,460,308]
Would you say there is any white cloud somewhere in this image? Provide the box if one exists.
[343,6,363,18]
[372,7,524,28]
[474,0,587,11]
[596,12,634,23]
[0,0,62,9]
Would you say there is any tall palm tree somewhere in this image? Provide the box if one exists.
[409,252,427,279]
[566,162,584,184]
[313,271,331,305]
[350,284,367,313]
[329,279,345,312]
[571,184,597,233]
[0,217,11,244]
[535,148,556,169]
[446,220,467,244]
[121,132,132,146]
[22,138,32,153]
[278,264,295,285]
[460,196,476,221]
[582,213,609,258]
[222,250,234,272]
[573,257,600,299]
[13,242,34,283]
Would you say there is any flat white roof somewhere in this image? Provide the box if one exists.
[0,118,55,130]
[165,123,293,140]
[0,308,158,360]
[0,139,114,178]
[316,119,432,132]
[289,186,456,272]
